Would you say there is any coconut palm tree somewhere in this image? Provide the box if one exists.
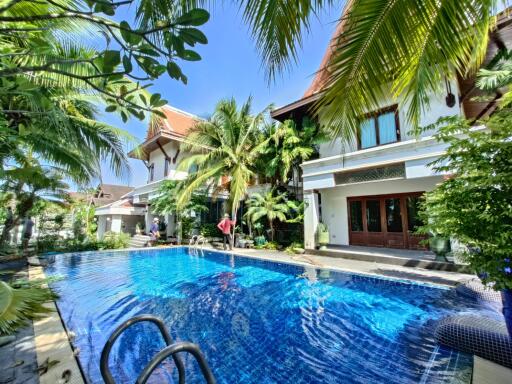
[477,49,512,107]
[151,180,208,244]
[245,189,291,242]
[180,1,498,140]
[176,98,270,246]
[0,76,135,183]
[259,117,328,193]
[0,159,71,247]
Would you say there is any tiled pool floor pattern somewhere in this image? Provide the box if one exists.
[44,248,495,383]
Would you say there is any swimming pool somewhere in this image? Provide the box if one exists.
[44,247,489,383]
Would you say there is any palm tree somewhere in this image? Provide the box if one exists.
[151,180,208,244]
[0,76,135,183]
[0,159,70,247]
[259,117,328,193]
[176,98,270,246]
[477,49,512,107]
[245,189,291,242]
[182,1,497,140]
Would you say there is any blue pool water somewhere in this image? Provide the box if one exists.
[44,247,491,383]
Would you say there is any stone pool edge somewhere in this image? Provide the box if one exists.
[28,261,85,384]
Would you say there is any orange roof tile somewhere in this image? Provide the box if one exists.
[146,105,200,140]
[303,3,351,98]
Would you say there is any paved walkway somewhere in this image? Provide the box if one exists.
[203,245,472,287]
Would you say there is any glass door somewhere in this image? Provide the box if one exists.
[347,192,426,249]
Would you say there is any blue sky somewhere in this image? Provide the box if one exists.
[98,3,341,188]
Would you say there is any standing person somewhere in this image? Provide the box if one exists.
[149,217,160,246]
[217,214,236,251]
[22,216,34,254]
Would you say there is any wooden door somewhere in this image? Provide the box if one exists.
[348,192,426,249]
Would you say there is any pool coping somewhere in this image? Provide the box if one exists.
[34,246,512,383]
[28,262,86,384]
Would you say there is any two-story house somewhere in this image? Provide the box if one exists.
[271,12,508,251]
[95,105,224,239]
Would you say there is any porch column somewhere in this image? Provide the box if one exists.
[304,191,320,250]
[144,207,152,235]
[111,215,122,233]
[97,216,107,239]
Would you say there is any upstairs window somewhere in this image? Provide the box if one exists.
[359,106,400,149]
[148,163,154,182]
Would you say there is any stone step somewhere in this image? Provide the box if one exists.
[128,235,151,248]
[307,247,471,273]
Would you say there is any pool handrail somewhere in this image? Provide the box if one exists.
[136,341,216,384]
[100,314,186,384]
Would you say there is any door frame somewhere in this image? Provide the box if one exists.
[347,192,425,249]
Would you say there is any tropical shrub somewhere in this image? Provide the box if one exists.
[200,223,220,238]
[255,241,279,251]
[284,242,305,255]
[419,112,512,290]
[100,232,130,250]
[0,276,58,335]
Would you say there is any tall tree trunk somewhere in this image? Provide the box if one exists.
[0,219,17,247]
[177,212,182,245]
[230,206,238,249]
[269,219,274,242]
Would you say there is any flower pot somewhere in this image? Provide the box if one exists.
[317,231,329,250]
[254,236,266,246]
[429,236,451,261]
[502,289,512,337]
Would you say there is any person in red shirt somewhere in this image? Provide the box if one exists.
[217,214,236,250]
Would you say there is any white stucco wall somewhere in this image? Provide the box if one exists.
[110,215,122,233]
[319,176,443,246]
[148,141,189,183]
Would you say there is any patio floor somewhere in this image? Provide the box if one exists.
[305,244,469,273]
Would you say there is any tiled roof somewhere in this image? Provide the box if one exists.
[146,105,200,140]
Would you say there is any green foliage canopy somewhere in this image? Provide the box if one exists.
[419,112,512,290]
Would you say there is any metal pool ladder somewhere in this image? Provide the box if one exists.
[100,314,216,384]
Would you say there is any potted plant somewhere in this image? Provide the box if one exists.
[316,222,329,250]
[429,233,451,262]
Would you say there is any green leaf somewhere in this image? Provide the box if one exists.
[166,61,183,80]
[139,93,147,105]
[180,74,188,85]
[154,99,167,108]
[179,28,208,45]
[135,55,160,76]
[105,105,117,112]
[137,45,159,57]
[120,110,128,123]
[179,50,201,62]
[122,55,132,73]
[150,93,161,105]
[119,21,142,45]
[103,50,121,72]
[165,33,185,55]
[175,9,210,27]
